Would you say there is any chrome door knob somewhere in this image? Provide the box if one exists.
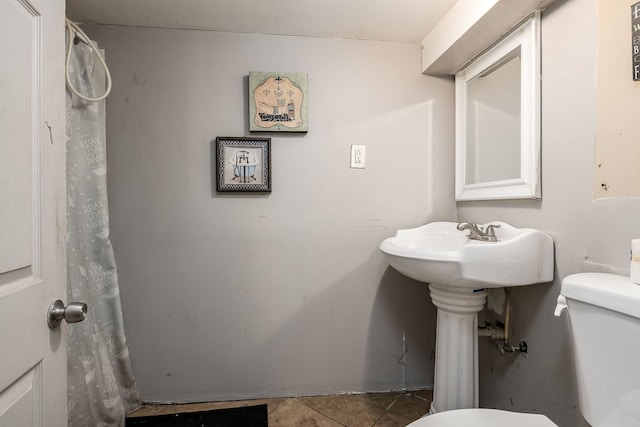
[47,299,87,329]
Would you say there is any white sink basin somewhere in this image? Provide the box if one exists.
[379,221,554,288]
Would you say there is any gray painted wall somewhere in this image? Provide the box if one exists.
[87,25,456,403]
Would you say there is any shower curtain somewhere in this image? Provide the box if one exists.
[66,34,141,425]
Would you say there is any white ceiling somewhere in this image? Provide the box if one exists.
[65,0,458,43]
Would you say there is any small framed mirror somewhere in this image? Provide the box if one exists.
[455,13,541,201]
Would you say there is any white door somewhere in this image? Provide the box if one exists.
[0,0,67,425]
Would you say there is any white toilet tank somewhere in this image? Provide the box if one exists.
[559,273,640,427]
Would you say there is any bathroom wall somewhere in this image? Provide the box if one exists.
[85,25,456,402]
[593,0,640,199]
[459,0,640,426]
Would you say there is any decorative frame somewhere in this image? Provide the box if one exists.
[215,137,271,192]
[633,1,640,80]
[455,12,541,201]
[249,72,308,132]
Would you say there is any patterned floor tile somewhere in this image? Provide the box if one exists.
[372,411,414,427]
[297,393,397,427]
[269,398,344,427]
[128,389,433,426]
[385,393,430,421]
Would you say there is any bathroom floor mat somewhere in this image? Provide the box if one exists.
[125,404,268,427]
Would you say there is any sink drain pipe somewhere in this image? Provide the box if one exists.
[478,287,528,354]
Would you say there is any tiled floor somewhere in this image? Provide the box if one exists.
[128,389,432,426]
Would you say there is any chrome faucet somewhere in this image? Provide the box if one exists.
[456,222,501,242]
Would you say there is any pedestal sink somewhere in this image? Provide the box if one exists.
[379,221,554,414]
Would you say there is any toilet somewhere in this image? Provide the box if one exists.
[408,272,640,427]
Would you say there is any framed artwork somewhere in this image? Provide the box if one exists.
[249,72,308,132]
[215,136,271,192]
[633,2,640,80]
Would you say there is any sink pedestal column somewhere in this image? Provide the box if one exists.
[428,284,487,414]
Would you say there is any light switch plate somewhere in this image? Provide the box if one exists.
[350,145,366,169]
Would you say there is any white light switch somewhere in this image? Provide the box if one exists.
[350,145,366,169]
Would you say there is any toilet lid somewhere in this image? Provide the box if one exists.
[407,408,558,427]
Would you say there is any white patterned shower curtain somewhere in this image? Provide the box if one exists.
[66,34,141,426]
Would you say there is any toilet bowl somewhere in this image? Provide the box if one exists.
[408,272,640,427]
[407,408,556,427]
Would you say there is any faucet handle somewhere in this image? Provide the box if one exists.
[484,224,501,241]
[456,222,476,232]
